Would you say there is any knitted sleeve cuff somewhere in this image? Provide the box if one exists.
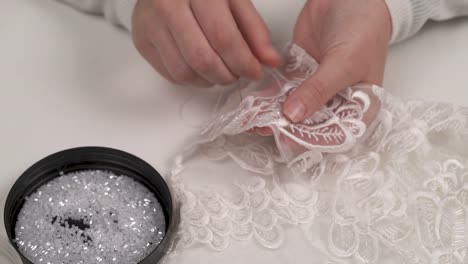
[385,0,415,43]
[385,0,443,44]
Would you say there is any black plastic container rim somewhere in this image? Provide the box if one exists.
[4,146,175,264]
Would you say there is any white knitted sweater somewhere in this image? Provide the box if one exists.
[59,0,468,44]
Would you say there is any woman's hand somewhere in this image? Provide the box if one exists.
[131,0,282,87]
[283,0,392,122]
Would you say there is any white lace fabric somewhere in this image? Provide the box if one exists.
[164,44,468,264]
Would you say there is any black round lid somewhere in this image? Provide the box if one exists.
[4,146,175,264]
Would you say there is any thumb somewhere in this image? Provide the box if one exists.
[282,53,359,123]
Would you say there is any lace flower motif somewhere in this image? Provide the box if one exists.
[165,44,468,264]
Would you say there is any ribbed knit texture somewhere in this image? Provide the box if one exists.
[385,0,468,43]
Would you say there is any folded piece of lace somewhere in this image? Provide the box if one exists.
[164,44,468,264]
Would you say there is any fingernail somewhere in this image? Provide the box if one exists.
[284,98,306,123]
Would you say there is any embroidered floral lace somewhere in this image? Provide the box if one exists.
[164,44,468,264]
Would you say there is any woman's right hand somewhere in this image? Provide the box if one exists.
[131,0,282,87]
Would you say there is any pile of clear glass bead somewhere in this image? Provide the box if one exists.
[15,170,166,264]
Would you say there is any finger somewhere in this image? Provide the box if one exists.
[230,0,282,67]
[150,27,213,88]
[191,0,263,80]
[164,4,238,85]
[283,53,360,122]
[279,86,382,152]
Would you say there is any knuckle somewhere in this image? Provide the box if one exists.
[210,24,233,51]
[188,48,216,73]
[214,37,232,53]
[171,66,196,83]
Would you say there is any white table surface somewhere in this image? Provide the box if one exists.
[1,0,468,263]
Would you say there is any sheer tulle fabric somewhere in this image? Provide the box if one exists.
[164,44,468,264]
